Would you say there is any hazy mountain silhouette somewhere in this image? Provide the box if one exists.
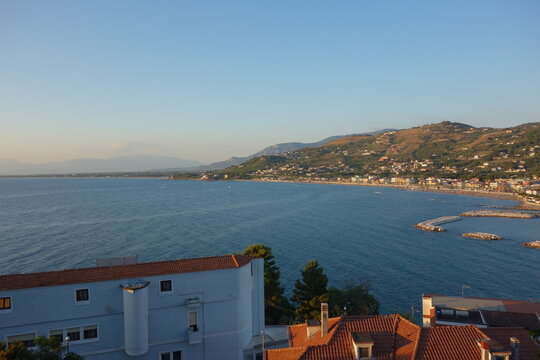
[0,155,202,176]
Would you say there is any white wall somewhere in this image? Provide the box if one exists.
[0,260,263,360]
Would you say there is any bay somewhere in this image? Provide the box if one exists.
[0,177,538,314]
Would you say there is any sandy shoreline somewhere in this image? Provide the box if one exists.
[234,179,540,211]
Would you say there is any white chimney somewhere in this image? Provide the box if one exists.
[321,303,329,337]
[510,337,520,360]
[478,340,490,360]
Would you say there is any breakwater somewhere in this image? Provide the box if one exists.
[416,216,462,232]
[522,241,540,249]
[463,232,502,240]
[460,210,536,219]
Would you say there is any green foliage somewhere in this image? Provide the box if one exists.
[292,260,329,320]
[242,244,293,324]
[327,280,379,316]
[34,337,62,360]
[0,338,84,360]
[0,342,34,360]
[63,353,84,360]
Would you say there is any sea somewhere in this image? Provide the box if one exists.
[0,177,538,315]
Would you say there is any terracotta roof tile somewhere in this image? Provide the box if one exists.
[0,254,252,291]
[268,315,540,360]
[266,346,307,360]
[415,325,485,360]
[289,317,342,347]
[269,315,419,360]
[480,327,540,360]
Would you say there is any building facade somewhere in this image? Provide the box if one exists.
[0,254,264,360]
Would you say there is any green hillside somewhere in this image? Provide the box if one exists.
[175,121,540,181]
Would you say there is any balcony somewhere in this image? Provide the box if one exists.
[188,326,202,344]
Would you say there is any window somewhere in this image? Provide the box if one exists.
[83,325,98,339]
[51,325,98,344]
[76,289,89,302]
[360,346,370,357]
[49,329,63,342]
[67,328,81,341]
[160,280,172,293]
[7,333,36,348]
[189,311,198,332]
[0,297,11,310]
[160,351,182,360]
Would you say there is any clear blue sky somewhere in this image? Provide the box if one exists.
[1,0,539,163]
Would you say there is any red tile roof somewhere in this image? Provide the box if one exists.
[0,254,252,291]
[269,315,421,360]
[415,325,484,360]
[481,327,540,360]
[267,315,540,360]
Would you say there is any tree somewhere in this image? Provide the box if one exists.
[292,260,329,320]
[0,338,84,360]
[328,280,379,317]
[34,337,62,360]
[0,342,34,360]
[243,244,292,324]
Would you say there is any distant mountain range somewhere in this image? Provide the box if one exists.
[0,155,202,176]
[0,130,396,176]
[191,129,395,171]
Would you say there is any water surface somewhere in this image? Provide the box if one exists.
[1,178,538,314]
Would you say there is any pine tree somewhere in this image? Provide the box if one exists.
[292,260,329,320]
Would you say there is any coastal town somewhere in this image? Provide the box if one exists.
[206,169,540,206]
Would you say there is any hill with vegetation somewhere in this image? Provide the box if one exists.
[173,121,540,181]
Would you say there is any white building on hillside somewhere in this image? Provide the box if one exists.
[0,254,264,360]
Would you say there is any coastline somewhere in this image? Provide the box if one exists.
[232,178,540,211]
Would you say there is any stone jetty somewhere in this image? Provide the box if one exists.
[522,241,540,249]
[416,216,462,232]
[460,210,536,219]
[462,232,502,240]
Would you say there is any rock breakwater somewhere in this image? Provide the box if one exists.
[460,210,536,219]
[522,241,540,249]
[463,232,502,240]
[416,216,462,232]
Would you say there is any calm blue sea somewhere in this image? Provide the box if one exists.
[0,178,538,314]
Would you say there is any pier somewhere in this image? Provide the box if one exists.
[462,232,502,240]
[460,210,536,219]
[416,216,462,232]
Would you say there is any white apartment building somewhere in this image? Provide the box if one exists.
[0,254,264,360]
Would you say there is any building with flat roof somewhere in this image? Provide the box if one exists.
[0,254,264,360]
[422,294,540,330]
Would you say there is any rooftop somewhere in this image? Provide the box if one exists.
[424,294,540,314]
[0,254,252,291]
[267,314,539,360]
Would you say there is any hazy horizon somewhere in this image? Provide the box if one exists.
[1,1,539,164]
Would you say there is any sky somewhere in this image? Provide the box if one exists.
[1,1,539,164]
